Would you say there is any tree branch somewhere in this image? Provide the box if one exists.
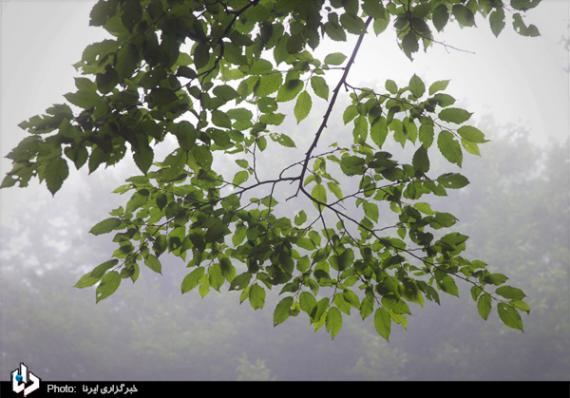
[293,17,373,197]
[194,0,260,82]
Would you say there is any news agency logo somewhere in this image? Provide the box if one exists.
[11,363,40,396]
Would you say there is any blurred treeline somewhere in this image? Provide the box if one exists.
[0,119,568,381]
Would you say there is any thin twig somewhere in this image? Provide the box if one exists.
[293,17,373,197]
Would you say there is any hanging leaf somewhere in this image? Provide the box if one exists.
[294,91,312,123]
[437,131,463,166]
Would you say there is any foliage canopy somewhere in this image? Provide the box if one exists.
[2,0,542,340]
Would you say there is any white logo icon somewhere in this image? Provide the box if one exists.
[11,363,41,396]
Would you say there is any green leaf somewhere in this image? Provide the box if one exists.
[414,202,434,215]
[181,267,205,294]
[148,87,178,106]
[489,8,506,37]
[232,227,247,246]
[359,295,374,320]
[235,159,249,169]
[325,306,343,339]
[340,13,365,34]
[432,5,449,32]
[64,90,100,109]
[363,202,379,222]
[457,125,487,143]
[327,182,343,200]
[511,300,531,314]
[324,52,347,65]
[193,42,210,69]
[343,105,358,124]
[353,115,368,143]
[439,275,459,297]
[374,307,391,341]
[402,32,419,60]
[324,21,347,41]
[294,91,312,123]
[0,175,17,189]
[229,272,251,291]
[173,121,198,150]
[311,297,330,323]
[45,157,69,195]
[477,293,492,320]
[133,144,154,174]
[249,284,266,310]
[485,273,509,285]
[90,259,120,279]
[439,108,472,124]
[373,16,390,35]
[429,80,450,95]
[434,212,457,228]
[75,259,118,288]
[89,0,115,26]
[220,258,235,282]
[191,145,213,170]
[471,285,483,301]
[299,291,317,314]
[440,232,468,247]
[116,44,138,79]
[438,173,469,188]
[213,85,239,101]
[512,13,540,37]
[75,273,100,289]
[156,193,167,210]
[343,290,360,308]
[212,110,232,128]
[340,155,365,176]
[334,249,354,271]
[199,274,210,298]
[496,286,526,300]
[276,79,303,102]
[363,0,385,18]
[497,303,524,331]
[412,146,430,173]
[371,118,388,148]
[385,79,398,94]
[419,123,434,148]
[434,93,456,107]
[89,217,122,236]
[437,131,463,166]
[310,76,329,100]
[452,4,475,27]
[409,74,425,98]
[208,263,224,291]
[511,0,541,11]
[462,139,481,156]
[256,74,282,97]
[311,183,327,203]
[205,218,228,242]
[232,170,249,186]
[95,271,121,303]
[144,254,162,274]
[294,210,307,226]
[273,296,293,326]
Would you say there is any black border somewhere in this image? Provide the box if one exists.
[1,380,569,397]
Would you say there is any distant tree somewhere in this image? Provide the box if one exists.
[235,355,275,381]
[2,0,543,340]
